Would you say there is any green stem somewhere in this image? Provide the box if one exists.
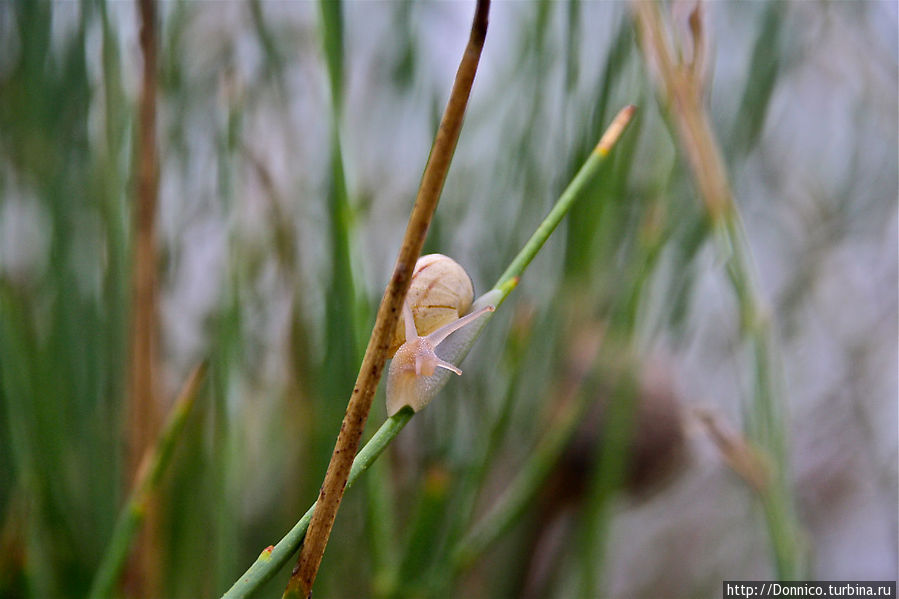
[723,216,802,577]
[492,105,636,303]
[221,409,413,599]
[88,363,207,599]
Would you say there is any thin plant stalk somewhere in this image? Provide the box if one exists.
[632,1,803,578]
[221,104,636,599]
[493,105,637,303]
[283,2,491,596]
[89,363,208,599]
[126,0,162,593]
[221,409,414,599]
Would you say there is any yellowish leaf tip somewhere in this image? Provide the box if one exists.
[595,104,637,156]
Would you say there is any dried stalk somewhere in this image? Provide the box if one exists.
[125,0,162,594]
[632,1,804,577]
[632,2,730,223]
[283,2,491,596]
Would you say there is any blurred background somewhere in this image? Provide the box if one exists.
[0,1,896,598]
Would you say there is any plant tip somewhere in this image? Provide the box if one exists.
[596,105,638,156]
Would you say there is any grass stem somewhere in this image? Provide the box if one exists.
[126,0,162,592]
[632,1,804,577]
[221,409,413,599]
[493,105,636,304]
[88,363,207,599]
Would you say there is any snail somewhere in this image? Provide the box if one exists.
[386,254,497,417]
[387,253,474,354]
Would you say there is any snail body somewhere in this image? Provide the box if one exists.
[386,254,494,417]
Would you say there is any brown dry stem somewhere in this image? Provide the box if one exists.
[284,1,491,597]
[632,1,804,577]
[632,1,731,223]
[125,0,162,595]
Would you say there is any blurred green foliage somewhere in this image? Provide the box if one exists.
[0,1,896,598]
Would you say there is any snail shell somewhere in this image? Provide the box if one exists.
[388,254,474,355]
